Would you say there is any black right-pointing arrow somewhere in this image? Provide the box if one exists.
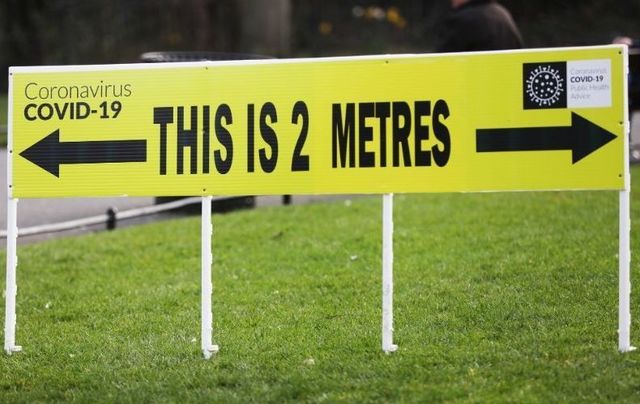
[476,112,617,164]
[20,129,147,177]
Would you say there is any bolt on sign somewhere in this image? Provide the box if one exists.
[9,46,625,198]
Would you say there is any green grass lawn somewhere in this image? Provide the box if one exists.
[2,169,640,401]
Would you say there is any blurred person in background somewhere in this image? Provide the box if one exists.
[613,36,640,162]
[435,0,523,52]
[613,36,640,109]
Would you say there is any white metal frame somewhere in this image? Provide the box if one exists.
[4,71,20,355]
[8,45,625,76]
[3,45,634,356]
[201,196,219,359]
[382,194,398,353]
[4,198,20,354]
[619,188,633,352]
[618,45,635,352]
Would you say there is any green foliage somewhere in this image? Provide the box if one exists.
[2,167,640,401]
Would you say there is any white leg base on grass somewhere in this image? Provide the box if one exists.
[383,344,398,354]
[6,346,22,355]
[202,344,219,360]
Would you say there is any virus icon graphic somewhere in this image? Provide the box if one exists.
[525,65,565,107]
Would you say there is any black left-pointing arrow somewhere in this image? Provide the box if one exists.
[20,129,147,177]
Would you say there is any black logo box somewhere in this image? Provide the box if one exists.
[523,62,567,109]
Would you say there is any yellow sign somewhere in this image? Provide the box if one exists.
[9,46,626,197]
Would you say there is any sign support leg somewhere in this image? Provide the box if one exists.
[619,189,635,352]
[4,197,21,355]
[382,193,398,353]
[201,196,219,359]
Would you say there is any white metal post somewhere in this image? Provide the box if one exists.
[619,69,633,351]
[382,193,398,353]
[4,197,21,355]
[619,189,633,352]
[619,44,634,353]
[201,196,219,359]
[4,67,20,355]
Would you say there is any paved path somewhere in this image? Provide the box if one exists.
[0,148,154,230]
[0,148,353,243]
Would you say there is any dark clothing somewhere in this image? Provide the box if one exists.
[435,0,523,52]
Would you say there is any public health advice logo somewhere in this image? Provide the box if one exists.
[523,62,567,109]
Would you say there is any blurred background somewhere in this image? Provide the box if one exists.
[2,0,639,92]
[2,0,640,156]
[1,0,639,237]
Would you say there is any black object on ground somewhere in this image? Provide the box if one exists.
[141,51,270,213]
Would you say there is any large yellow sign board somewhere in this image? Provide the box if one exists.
[9,46,626,197]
